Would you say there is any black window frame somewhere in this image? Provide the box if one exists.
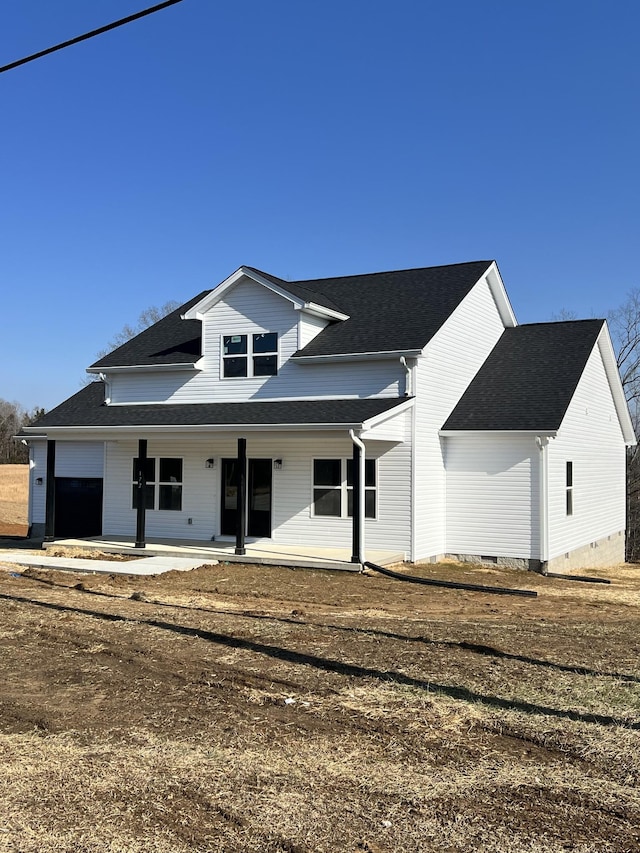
[222,333,278,379]
[132,456,183,512]
[312,458,377,519]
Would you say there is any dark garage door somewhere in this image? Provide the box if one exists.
[54,478,103,538]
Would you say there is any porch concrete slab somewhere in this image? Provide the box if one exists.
[42,536,405,571]
[0,552,211,576]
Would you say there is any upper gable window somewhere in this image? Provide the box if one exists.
[222,333,278,378]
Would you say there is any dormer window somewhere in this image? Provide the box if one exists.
[222,333,278,378]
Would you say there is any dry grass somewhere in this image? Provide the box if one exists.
[0,560,640,851]
[0,464,28,527]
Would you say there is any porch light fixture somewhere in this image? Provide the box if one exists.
[273,459,283,470]
[205,458,216,468]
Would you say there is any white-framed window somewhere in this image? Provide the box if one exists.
[566,461,573,516]
[132,457,183,511]
[222,333,278,378]
[312,458,376,519]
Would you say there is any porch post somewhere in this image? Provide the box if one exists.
[235,437,247,555]
[44,439,56,542]
[135,439,147,549]
[351,439,361,563]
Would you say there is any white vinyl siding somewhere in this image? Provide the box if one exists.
[55,441,104,477]
[108,277,402,404]
[414,277,507,560]
[28,440,104,525]
[298,312,328,348]
[28,440,47,525]
[101,426,411,555]
[445,435,539,559]
[547,341,627,559]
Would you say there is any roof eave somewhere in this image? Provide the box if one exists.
[440,429,558,437]
[293,349,423,363]
[20,421,378,436]
[87,360,203,374]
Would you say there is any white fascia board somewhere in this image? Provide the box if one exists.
[22,422,371,438]
[181,267,350,323]
[299,303,350,322]
[485,261,517,328]
[597,324,637,445]
[182,267,248,319]
[293,349,423,364]
[439,429,557,437]
[86,361,202,375]
[361,398,415,431]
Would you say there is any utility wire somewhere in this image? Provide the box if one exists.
[0,0,186,75]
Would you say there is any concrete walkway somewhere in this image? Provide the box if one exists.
[0,552,214,576]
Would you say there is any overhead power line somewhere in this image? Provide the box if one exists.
[0,0,186,75]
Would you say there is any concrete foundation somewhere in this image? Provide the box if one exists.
[546,530,625,572]
[445,530,626,574]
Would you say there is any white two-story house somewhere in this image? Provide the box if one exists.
[21,261,636,571]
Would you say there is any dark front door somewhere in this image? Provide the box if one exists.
[221,458,272,538]
[54,477,103,537]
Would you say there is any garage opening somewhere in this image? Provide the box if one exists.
[54,477,103,537]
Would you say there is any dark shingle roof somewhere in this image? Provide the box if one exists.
[90,291,208,369]
[91,261,494,368]
[24,382,410,431]
[442,320,605,432]
[291,261,494,356]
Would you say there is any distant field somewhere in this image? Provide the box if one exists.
[0,464,28,535]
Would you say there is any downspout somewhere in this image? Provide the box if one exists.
[536,436,549,574]
[349,429,366,566]
[400,356,412,397]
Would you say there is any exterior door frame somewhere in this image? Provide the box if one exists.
[221,457,272,538]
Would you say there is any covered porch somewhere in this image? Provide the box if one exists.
[43,535,405,571]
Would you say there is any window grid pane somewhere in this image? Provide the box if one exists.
[133,457,155,482]
[314,459,341,487]
[253,332,277,353]
[253,354,277,376]
[223,335,247,355]
[159,458,182,483]
[314,488,341,517]
[223,356,248,377]
[132,484,155,510]
[159,484,182,511]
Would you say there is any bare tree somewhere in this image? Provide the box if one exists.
[0,400,45,463]
[608,290,640,560]
[97,300,180,360]
[83,300,180,384]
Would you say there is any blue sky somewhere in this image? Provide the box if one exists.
[1,0,639,411]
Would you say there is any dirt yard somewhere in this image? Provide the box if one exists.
[0,464,28,536]
[0,550,639,852]
[1,465,640,850]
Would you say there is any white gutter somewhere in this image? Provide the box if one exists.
[86,362,202,374]
[349,429,366,566]
[440,429,559,437]
[293,349,422,364]
[535,435,550,572]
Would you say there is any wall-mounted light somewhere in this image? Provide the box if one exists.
[206,458,216,469]
[36,477,43,485]
[273,459,283,470]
